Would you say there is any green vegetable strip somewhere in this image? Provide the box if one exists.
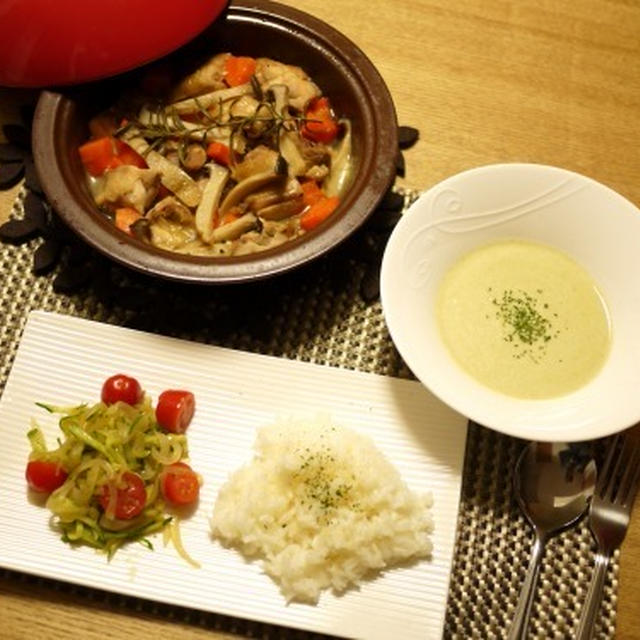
[27,395,188,557]
[27,425,47,454]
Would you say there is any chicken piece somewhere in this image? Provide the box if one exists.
[226,95,273,137]
[227,95,261,120]
[233,219,299,255]
[300,141,331,166]
[232,145,280,182]
[169,53,230,101]
[146,196,198,251]
[305,164,329,181]
[261,218,300,239]
[149,219,198,251]
[146,196,193,224]
[94,165,160,214]
[254,58,321,111]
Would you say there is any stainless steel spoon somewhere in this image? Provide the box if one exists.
[508,442,596,640]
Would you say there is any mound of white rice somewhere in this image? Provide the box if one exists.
[211,416,434,603]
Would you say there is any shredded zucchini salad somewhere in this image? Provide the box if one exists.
[25,374,200,562]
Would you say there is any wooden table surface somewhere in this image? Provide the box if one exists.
[1,0,640,637]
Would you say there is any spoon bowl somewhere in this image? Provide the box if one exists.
[516,442,596,530]
[508,442,596,640]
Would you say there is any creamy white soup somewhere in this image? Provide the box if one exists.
[436,239,611,399]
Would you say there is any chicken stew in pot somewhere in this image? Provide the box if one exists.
[78,53,352,257]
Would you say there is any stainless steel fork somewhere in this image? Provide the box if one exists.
[575,432,640,640]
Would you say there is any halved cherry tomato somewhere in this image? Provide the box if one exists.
[98,471,146,520]
[161,462,200,506]
[155,390,195,434]
[25,460,68,493]
[101,374,143,406]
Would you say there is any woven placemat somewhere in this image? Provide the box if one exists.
[0,187,618,639]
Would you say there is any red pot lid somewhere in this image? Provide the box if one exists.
[0,0,229,87]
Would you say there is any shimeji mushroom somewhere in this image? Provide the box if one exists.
[194,163,229,242]
[210,213,259,243]
[219,164,287,215]
[323,120,351,198]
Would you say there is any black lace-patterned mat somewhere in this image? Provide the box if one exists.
[0,117,617,638]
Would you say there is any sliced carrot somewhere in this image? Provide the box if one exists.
[206,141,231,166]
[224,56,256,87]
[300,196,340,231]
[302,97,339,144]
[78,137,121,176]
[114,207,142,235]
[301,179,325,207]
[79,136,147,176]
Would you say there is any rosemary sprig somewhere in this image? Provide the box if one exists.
[116,89,312,167]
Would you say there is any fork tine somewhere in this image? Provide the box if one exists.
[598,434,622,500]
[619,439,640,506]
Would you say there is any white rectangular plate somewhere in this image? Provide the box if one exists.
[0,311,467,639]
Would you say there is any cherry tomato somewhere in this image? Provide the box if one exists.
[161,462,200,506]
[155,390,195,434]
[99,471,146,519]
[25,460,68,493]
[101,374,143,406]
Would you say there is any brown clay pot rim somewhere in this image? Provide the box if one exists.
[32,0,398,284]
